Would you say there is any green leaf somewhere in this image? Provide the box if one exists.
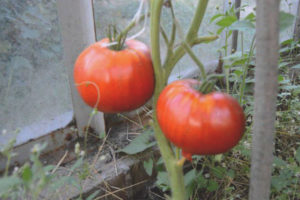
[273,156,287,168]
[217,27,225,35]
[143,158,153,176]
[118,130,156,155]
[278,62,289,68]
[271,169,293,192]
[223,51,243,60]
[291,64,300,69]
[216,15,237,27]
[184,169,197,187]
[156,171,170,192]
[22,164,33,183]
[226,169,235,179]
[207,180,219,192]
[279,11,295,32]
[211,166,226,179]
[228,20,255,32]
[233,70,243,77]
[281,38,294,46]
[210,13,224,24]
[86,190,100,200]
[278,75,285,82]
[196,174,207,188]
[296,147,300,163]
[0,176,21,194]
[245,12,256,22]
[232,58,248,66]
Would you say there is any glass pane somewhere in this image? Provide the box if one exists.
[0,0,72,143]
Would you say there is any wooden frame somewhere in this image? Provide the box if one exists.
[57,0,105,136]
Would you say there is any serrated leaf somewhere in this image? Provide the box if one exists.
[226,169,235,179]
[211,166,226,179]
[273,156,287,167]
[184,169,197,187]
[143,158,153,176]
[271,169,293,192]
[245,12,256,22]
[207,180,219,192]
[296,147,300,163]
[196,174,207,188]
[280,11,295,32]
[118,130,156,155]
[228,20,255,32]
[216,15,237,27]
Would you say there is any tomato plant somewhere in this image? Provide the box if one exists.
[74,38,155,113]
[156,79,245,160]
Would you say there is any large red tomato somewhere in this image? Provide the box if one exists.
[156,79,245,160]
[74,38,154,113]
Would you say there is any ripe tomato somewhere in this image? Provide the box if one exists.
[74,38,154,113]
[156,79,245,160]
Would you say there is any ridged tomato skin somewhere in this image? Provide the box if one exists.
[74,38,154,113]
[156,79,245,159]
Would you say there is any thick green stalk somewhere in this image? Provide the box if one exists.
[150,1,186,200]
[186,0,209,41]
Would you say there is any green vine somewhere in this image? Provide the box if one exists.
[150,1,211,199]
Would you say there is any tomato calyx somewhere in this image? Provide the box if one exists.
[198,74,225,94]
[107,25,128,51]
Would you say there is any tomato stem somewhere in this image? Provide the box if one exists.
[177,157,186,167]
[150,1,210,200]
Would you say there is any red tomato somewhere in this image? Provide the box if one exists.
[156,79,245,160]
[74,38,154,113]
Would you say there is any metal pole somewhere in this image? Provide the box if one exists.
[231,0,241,53]
[249,0,280,199]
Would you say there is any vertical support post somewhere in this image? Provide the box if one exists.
[231,0,241,53]
[293,0,300,41]
[249,0,280,199]
[57,0,105,136]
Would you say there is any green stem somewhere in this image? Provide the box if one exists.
[186,0,209,41]
[165,35,218,78]
[225,31,230,94]
[150,1,210,199]
[239,34,256,104]
[116,14,146,42]
[4,154,11,177]
[151,1,185,200]
[169,0,176,48]
[182,42,207,80]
